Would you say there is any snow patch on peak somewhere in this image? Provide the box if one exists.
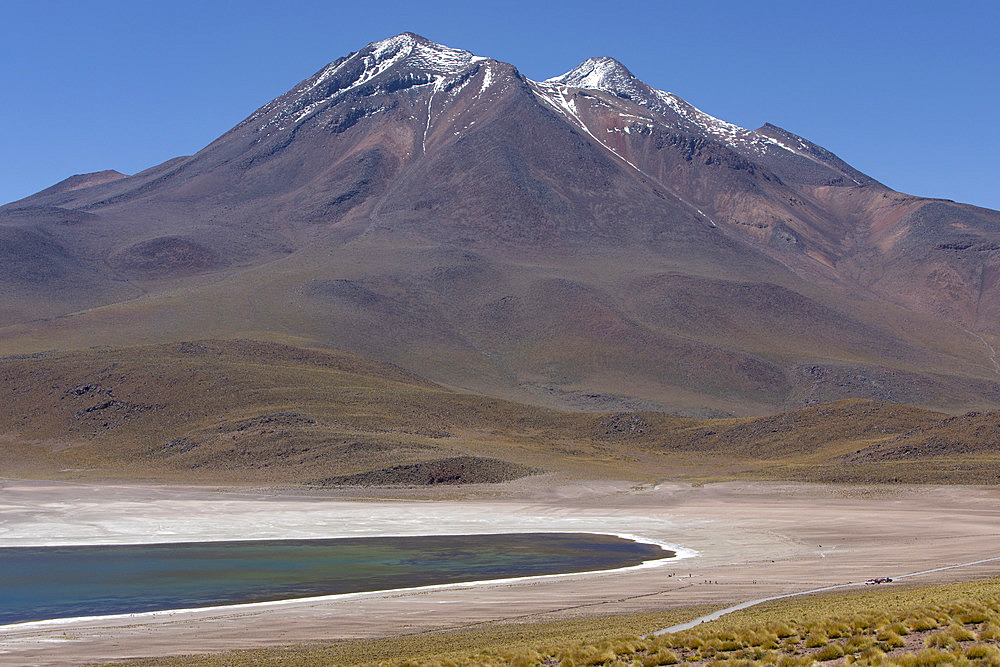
[650,89,819,157]
[652,90,750,140]
[250,33,485,131]
[369,33,416,60]
[365,32,482,76]
[540,56,832,161]
[545,57,646,101]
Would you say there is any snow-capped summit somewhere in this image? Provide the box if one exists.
[545,55,837,163]
[545,57,757,145]
[250,33,486,130]
[362,32,484,77]
[545,57,647,101]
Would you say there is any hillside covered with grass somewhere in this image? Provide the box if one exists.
[1,339,998,486]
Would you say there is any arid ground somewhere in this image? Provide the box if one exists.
[2,478,999,665]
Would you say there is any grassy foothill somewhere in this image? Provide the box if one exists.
[3,339,1000,487]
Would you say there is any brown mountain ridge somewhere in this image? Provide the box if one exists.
[1,33,999,417]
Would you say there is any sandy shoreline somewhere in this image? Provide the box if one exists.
[1,479,999,664]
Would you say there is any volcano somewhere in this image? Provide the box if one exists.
[3,33,999,416]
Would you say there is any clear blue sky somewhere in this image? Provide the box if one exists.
[2,0,998,209]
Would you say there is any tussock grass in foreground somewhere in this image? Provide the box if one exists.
[107,608,710,667]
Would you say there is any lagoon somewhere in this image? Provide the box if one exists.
[0,532,670,625]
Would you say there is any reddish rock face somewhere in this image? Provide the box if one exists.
[2,33,999,415]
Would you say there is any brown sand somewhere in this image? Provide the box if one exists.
[1,478,999,665]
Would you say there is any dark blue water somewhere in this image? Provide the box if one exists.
[0,532,670,625]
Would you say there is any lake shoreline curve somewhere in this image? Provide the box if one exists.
[0,530,696,631]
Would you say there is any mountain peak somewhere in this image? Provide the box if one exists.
[360,32,483,76]
[245,33,486,132]
[8,33,1000,420]
[544,56,647,100]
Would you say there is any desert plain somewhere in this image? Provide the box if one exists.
[2,477,1000,665]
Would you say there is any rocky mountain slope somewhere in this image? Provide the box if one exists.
[2,33,999,416]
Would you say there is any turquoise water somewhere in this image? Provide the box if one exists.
[0,533,670,625]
